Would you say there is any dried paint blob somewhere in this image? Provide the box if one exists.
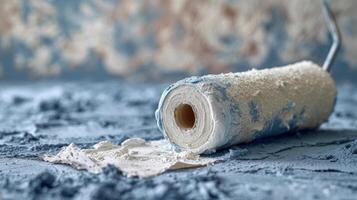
[44,138,216,178]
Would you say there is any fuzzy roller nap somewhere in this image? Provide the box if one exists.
[156,61,336,153]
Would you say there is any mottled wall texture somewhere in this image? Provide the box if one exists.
[0,0,356,81]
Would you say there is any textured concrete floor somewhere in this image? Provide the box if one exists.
[0,81,356,200]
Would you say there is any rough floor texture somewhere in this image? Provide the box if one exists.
[0,81,356,200]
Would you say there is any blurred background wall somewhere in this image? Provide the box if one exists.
[0,0,356,82]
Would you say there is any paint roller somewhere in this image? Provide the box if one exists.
[156,1,341,154]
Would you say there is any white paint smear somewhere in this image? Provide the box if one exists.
[44,138,217,177]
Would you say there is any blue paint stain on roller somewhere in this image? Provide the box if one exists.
[254,107,307,140]
[260,117,290,138]
[283,101,296,111]
[209,82,231,102]
[249,101,259,123]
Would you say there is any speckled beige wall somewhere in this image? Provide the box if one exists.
[0,0,356,81]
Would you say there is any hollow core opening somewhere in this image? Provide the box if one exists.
[174,104,196,129]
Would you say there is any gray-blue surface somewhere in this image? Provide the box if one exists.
[0,81,356,200]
